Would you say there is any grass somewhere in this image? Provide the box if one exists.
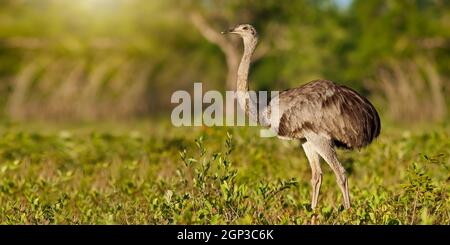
[0,120,448,224]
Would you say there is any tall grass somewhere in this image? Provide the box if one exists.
[6,57,153,121]
[367,59,448,124]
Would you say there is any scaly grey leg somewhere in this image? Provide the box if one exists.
[306,134,351,209]
[302,141,322,209]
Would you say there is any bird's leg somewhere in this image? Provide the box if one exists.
[306,134,351,209]
[322,151,351,209]
[302,142,322,209]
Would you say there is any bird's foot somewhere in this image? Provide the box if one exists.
[310,214,319,225]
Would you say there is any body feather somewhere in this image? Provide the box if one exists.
[274,79,380,149]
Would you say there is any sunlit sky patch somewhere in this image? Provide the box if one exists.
[78,0,121,11]
[334,0,352,8]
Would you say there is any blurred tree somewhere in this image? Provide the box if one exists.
[0,0,447,122]
[182,0,347,91]
[345,0,450,83]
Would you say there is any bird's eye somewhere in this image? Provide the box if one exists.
[243,26,248,30]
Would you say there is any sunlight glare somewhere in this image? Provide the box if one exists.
[78,0,119,11]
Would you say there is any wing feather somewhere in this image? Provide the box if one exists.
[276,80,380,149]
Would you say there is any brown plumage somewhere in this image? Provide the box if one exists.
[277,79,381,149]
[222,23,381,210]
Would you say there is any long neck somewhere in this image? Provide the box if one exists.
[236,37,259,123]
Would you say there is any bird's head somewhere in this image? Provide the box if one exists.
[221,24,258,40]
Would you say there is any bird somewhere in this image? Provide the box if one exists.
[221,24,380,209]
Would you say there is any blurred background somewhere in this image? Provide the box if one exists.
[0,0,448,125]
[0,0,449,225]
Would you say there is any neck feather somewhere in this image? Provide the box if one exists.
[237,38,257,92]
[236,37,259,123]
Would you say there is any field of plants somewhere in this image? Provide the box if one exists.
[0,120,448,224]
[0,0,448,226]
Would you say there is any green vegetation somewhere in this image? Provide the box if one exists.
[0,0,448,121]
[0,122,448,224]
[0,1,448,224]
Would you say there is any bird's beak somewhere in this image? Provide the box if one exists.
[221,28,235,35]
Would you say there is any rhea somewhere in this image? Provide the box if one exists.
[222,24,380,209]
